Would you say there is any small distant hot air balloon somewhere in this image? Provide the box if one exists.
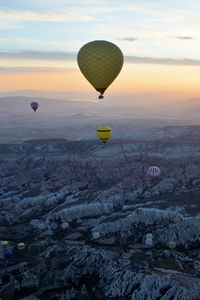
[169,241,176,250]
[145,238,153,248]
[4,249,13,259]
[97,126,112,144]
[146,233,153,239]
[147,166,160,181]
[17,243,25,251]
[31,102,39,112]
[1,241,8,249]
[77,40,124,99]
[61,222,69,230]
[92,232,100,239]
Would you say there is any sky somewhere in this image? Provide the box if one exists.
[1,0,200,99]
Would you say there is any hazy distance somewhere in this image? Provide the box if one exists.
[1,89,200,143]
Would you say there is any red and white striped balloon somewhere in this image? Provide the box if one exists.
[147,166,160,178]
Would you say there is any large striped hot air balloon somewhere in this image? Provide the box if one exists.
[77,40,124,99]
[97,126,112,144]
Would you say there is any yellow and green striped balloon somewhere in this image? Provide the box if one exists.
[97,126,112,144]
[77,40,124,98]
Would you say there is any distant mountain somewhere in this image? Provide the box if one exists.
[169,98,200,121]
[0,89,98,102]
[1,90,200,116]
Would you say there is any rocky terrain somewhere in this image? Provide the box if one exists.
[1,127,200,299]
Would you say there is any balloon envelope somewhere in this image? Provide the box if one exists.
[147,166,160,178]
[146,233,153,239]
[31,102,39,112]
[4,249,12,259]
[145,238,153,247]
[92,232,100,239]
[169,241,176,249]
[61,222,69,230]
[97,126,112,144]
[1,241,8,249]
[77,40,124,96]
[17,243,25,251]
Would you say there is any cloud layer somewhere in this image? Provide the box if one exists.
[176,36,193,40]
[1,51,200,67]
[0,51,76,61]
[0,9,94,29]
[126,56,200,66]
[0,66,76,73]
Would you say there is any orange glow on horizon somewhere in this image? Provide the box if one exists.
[1,62,200,98]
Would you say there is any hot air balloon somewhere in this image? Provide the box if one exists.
[1,241,8,249]
[145,238,153,248]
[146,233,153,239]
[77,40,124,99]
[97,126,112,144]
[147,166,160,181]
[4,249,13,259]
[61,222,69,230]
[31,102,39,112]
[169,241,176,250]
[17,243,25,251]
[92,232,100,239]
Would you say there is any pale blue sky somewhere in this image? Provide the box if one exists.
[1,0,200,59]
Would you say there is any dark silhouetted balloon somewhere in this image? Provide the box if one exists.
[31,102,39,112]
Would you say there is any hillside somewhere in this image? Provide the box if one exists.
[1,131,200,299]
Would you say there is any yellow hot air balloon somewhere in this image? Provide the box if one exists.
[77,40,124,98]
[17,243,25,251]
[97,126,112,144]
[1,241,8,249]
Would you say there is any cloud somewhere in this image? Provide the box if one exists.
[0,20,23,29]
[0,9,94,28]
[176,36,194,40]
[0,66,77,73]
[1,51,200,67]
[126,56,200,66]
[120,37,138,42]
[0,51,76,61]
